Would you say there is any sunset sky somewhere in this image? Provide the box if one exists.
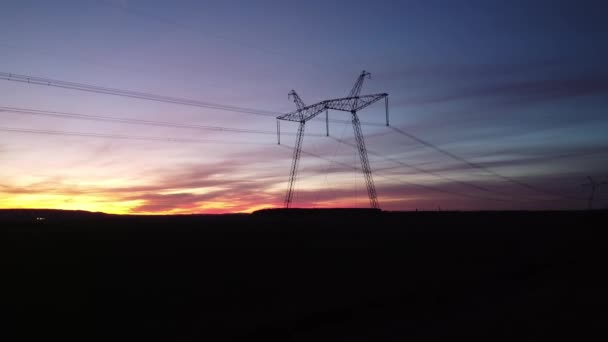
[1,0,607,213]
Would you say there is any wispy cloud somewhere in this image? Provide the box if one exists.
[378,59,565,84]
[398,74,608,107]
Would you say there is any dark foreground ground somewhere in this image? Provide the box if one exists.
[1,209,607,341]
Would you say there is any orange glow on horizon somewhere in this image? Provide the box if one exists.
[0,194,143,215]
[0,196,383,215]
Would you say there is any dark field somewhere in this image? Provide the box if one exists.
[1,209,606,341]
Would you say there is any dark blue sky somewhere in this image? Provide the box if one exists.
[1,0,607,212]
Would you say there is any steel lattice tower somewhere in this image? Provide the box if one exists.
[277,71,388,209]
[581,176,607,210]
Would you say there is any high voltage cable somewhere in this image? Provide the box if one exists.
[331,137,494,193]
[389,126,585,201]
[0,127,274,145]
[331,136,567,203]
[0,106,326,137]
[278,145,525,204]
[0,71,385,127]
[297,146,525,204]
[0,72,280,116]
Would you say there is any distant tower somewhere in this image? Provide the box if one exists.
[581,176,607,210]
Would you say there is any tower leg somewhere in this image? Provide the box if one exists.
[277,120,280,145]
[285,121,305,208]
[385,96,389,127]
[326,110,329,136]
[351,111,379,209]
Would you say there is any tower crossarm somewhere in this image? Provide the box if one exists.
[277,101,329,123]
[277,93,387,123]
[324,93,387,112]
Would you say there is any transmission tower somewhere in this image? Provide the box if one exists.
[282,90,307,208]
[581,176,607,210]
[277,71,389,209]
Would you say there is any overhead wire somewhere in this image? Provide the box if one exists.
[331,137,494,194]
[0,126,274,146]
[278,144,528,204]
[0,71,280,117]
[0,71,385,127]
[389,126,586,201]
[0,105,326,137]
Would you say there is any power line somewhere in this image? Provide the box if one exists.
[0,106,326,137]
[279,144,526,204]
[331,136,572,203]
[0,71,385,127]
[0,71,280,116]
[389,126,585,201]
[331,137,494,194]
[0,126,274,146]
